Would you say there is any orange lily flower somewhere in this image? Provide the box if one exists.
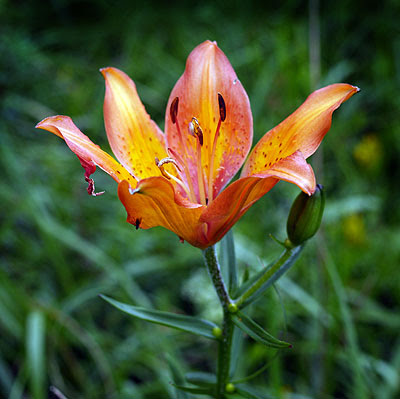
[36,41,359,249]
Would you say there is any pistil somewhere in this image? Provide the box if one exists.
[155,156,192,199]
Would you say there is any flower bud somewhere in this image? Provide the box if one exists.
[286,184,325,246]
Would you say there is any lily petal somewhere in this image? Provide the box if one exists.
[200,177,278,246]
[252,150,316,195]
[165,41,253,199]
[36,115,136,187]
[199,151,314,245]
[101,67,169,180]
[118,178,207,247]
[242,84,359,177]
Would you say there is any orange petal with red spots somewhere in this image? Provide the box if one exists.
[101,67,169,180]
[252,151,316,195]
[199,151,314,245]
[118,178,207,248]
[36,115,136,187]
[242,84,359,177]
[165,41,253,200]
[200,176,278,246]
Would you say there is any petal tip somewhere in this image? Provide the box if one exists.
[100,67,112,78]
[35,115,71,130]
[100,66,122,79]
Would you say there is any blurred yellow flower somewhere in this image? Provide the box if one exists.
[342,214,366,246]
[353,134,382,171]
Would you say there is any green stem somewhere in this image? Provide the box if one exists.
[203,246,231,311]
[203,246,234,398]
[216,310,234,397]
[235,246,303,309]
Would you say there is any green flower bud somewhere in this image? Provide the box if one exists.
[286,184,325,246]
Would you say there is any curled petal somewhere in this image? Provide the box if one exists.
[200,152,315,245]
[165,41,253,199]
[252,151,316,195]
[118,178,207,248]
[36,115,136,187]
[101,67,170,180]
[242,83,359,176]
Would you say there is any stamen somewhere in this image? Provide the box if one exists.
[155,156,192,199]
[170,97,179,124]
[208,93,226,202]
[188,117,203,146]
[218,92,226,122]
[170,98,197,203]
[189,118,206,205]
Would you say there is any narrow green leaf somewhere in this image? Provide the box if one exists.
[0,356,13,394]
[235,385,268,399]
[229,327,243,378]
[165,353,189,399]
[185,371,216,387]
[26,311,46,399]
[235,246,303,308]
[219,229,238,294]
[232,311,291,349]
[277,277,332,327]
[101,295,218,340]
[171,384,213,395]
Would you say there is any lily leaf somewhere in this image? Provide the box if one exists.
[232,311,291,349]
[185,371,216,387]
[165,353,189,399]
[171,384,213,395]
[234,385,268,399]
[219,229,238,295]
[101,295,218,340]
[235,246,303,308]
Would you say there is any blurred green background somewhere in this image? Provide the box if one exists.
[1,0,399,398]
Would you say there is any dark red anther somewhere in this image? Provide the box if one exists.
[198,131,203,146]
[170,97,179,124]
[218,93,226,122]
[189,117,204,146]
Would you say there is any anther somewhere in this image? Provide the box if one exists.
[188,117,203,146]
[135,218,141,230]
[218,92,226,122]
[170,97,179,124]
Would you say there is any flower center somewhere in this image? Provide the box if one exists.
[164,94,226,205]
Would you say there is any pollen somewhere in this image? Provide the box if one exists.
[218,93,226,122]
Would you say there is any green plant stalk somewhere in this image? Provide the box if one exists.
[235,246,302,308]
[203,246,234,398]
[216,310,234,397]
